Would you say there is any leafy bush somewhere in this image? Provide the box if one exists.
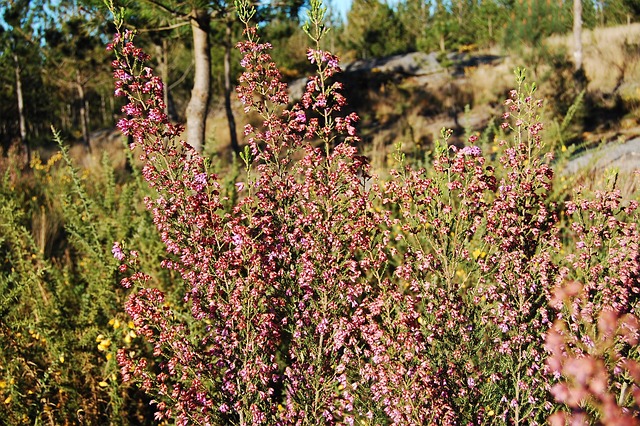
[0,134,172,424]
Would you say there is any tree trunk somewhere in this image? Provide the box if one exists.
[156,39,171,118]
[573,0,583,71]
[13,53,29,162]
[224,18,239,154]
[101,93,108,126]
[109,97,115,126]
[185,8,211,153]
[488,16,493,40]
[76,73,91,151]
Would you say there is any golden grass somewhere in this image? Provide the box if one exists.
[546,23,640,94]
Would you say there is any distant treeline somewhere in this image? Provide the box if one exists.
[0,0,637,153]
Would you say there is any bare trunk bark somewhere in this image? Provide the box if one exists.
[76,73,91,151]
[573,0,583,71]
[101,93,108,126]
[185,8,211,153]
[13,53,29,162]
[156,39,171,117]
[224,19,239,154]
[109,97,115,125]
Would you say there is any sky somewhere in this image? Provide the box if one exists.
[327,0,353,22]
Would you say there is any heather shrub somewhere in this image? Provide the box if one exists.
[3,0,639,424]
[375,70,560,424]
[109,1,395,422]
[546,179,640,424]
[105,0,640,423]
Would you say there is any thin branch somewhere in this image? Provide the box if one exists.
[143,0,189,19]
[138,21,191,32]
[169,61,194,90]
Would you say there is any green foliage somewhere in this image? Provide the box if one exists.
[0,132,177,423]
[599,0,640,24]
[342,0,412,59]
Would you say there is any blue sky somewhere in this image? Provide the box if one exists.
[327,0,353,22]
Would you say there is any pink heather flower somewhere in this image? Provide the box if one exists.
[459,146,482,157]
[148,108,164,123]
[194,173,207,185]
[116,118,132,134]
[231,233,243,248]
[306,48,317,64]
[294,110,306,123]
[235,182,245,192]
[112,242,125,261]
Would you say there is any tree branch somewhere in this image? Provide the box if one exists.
[143,0,188,19]
[168,60,193,91]
[138,21,191,32]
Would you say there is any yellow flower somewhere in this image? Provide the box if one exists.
[59,355,65,364]
[98,381,108,387]
[561,144,567,152]
[106,353,113,361]
[124,330,136,344]
[97,338,111,352]
[109,318,121,329]
[0,380,5,389]
[472,249,487,259]
[4,396,11,404]
[128,321,135,329]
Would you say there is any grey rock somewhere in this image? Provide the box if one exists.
[564,137,640,174]
[343,51,444,76]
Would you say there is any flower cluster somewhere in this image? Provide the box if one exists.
[109,1,390,423]
[546,183,640,424]
[108,2,640,425]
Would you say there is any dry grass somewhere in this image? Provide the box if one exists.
[465,61,514,106]
[546,23,640,94]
